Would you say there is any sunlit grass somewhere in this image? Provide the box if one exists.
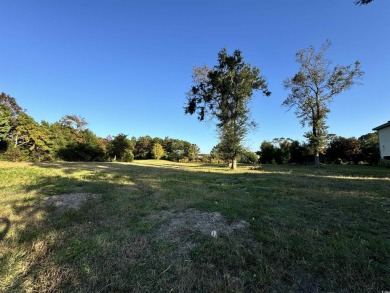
[0,160,389,292]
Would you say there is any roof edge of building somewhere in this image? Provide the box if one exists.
[373,121,390,131]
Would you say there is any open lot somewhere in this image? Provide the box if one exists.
[0,161,389,292]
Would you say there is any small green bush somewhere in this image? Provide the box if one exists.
[201,154,211,163]
[3,148,29,162]
[179,156,189,163]
[239,151,258,164]
[122,149,134,162]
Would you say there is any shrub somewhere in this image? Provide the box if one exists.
[201,154,211,163]
[30,149,52,162]
[152,143,165,160]
[122,149,134,162]
[179,156,189,163]
[3,148,29,162]
[239,151,258,164]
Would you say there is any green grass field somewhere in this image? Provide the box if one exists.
[0,160,389,292]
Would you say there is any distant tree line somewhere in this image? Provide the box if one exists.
[109,134,200,162]
[202,143,259,165]
[258,133,379,165]
[0,92,200,162]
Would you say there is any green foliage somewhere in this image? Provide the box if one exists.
[163,138,191,162]
[2,147,29,162]
[187,144,200,161]
[133,135,152,159]
[109,134,131,161]
[200,154,211,163]
[152,143,165,160]
[258,141,276,164]
[2,111,52,160]
[273,138,293,164]
[0,92,23,117]
[185,48,270,169]
[326,136,361,164]
[259,139,311,165]
[259,133,379,166]
[359,132,380,165]
[54,127,105,162]
[283,40,364,166]
[289,140,311,164]
[122,149,134,162]
[1,93,201,163]
[179,156,189,163]
[0,93,50,161]
[59,115,88,131]
[210,143,230,163]
[46,121,78,157]
[58,142,104,162]
[239,150,258,164]
[10,112,39,148]
[0,108,11,140]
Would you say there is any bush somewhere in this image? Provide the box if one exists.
[30,149,52,162]
[239,151,258,164]
[179,156,189,163]
[3,148,29,162]
[122,149,134,162]
[201,154,211,163]
[57,142,105,161]
[152,143,165,160]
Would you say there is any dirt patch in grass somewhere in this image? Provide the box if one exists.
[154,208,250,238]
[42,193,100,210]
[146,208,254,257]
[140,209,266,291]
[144,209,324,292]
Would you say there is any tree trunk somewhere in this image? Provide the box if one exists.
[230,158,237,170]
[314,151,320,166]
[14,135,18,148]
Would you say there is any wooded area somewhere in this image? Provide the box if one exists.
[1,91,379,165]
[0,92,200,163]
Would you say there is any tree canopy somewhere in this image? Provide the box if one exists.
[185,48,270,169]
[283,40,364,166]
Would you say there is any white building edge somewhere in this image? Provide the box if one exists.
[373,121,390,160]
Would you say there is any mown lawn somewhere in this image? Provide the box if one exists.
[0,160,389,292]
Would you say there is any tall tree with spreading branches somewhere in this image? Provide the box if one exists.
[185,48,271,169]
[283,40,364,166]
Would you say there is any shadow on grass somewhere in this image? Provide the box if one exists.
[3,162,213,291]
[1,161,389,292]
[2,175,134,290]
[0,218,11,241]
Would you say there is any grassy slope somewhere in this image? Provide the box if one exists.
[0,160,389,292]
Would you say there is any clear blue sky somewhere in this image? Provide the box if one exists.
[1,0,389,153]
